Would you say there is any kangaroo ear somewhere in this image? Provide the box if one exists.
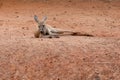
[34,15,40,24]
[41,16,47,24]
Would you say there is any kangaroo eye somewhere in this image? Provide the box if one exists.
[39,25,44,31]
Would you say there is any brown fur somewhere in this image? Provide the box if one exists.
[34,15,94,38]
[34,30,93,38]
[34,30,41,38]
[71,32,93,37]
[55,32,93,37]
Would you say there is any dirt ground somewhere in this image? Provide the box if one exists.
[0,0,120,80]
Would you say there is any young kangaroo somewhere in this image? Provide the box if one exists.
[34,15,93,38]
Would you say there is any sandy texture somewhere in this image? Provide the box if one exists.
[0,0,120,80]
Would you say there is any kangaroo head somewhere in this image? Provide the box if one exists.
[34,15,47,32]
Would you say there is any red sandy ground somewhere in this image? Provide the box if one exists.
[0,0,120,80]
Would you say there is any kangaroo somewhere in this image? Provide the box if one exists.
[34,15,93,38]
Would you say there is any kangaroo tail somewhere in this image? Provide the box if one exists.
[71,32,94,37]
